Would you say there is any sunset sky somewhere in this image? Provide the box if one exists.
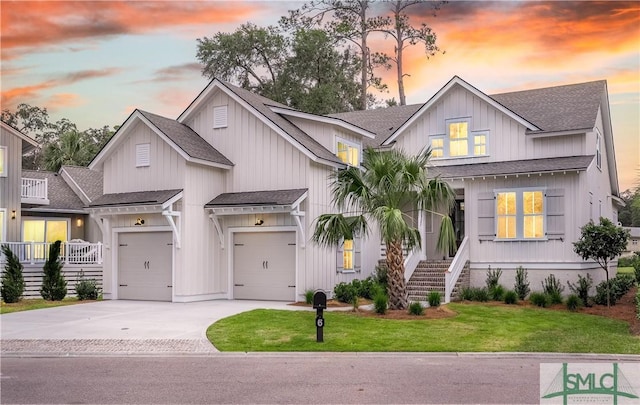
[1,0,638,191]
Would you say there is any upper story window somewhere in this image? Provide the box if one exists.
[336,138,361,167]
[213,105,228,129]
[0,146,6,177]
[495,188,545,240]
[136,143,150,167]
[429,118,488,159]
[596,130,602,170]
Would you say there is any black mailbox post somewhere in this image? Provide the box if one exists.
[313,290,327,342]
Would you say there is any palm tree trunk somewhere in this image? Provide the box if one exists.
[386,239,408,310]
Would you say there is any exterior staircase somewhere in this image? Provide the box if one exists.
[406,260,470,302]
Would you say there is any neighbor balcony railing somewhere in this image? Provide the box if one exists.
[21,177,49,203]
[0,241,103,265]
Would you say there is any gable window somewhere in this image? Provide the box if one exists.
[430,137,444,158]
[596,130,602,170]
[431,119,488,159]
[136,143,150,167]
[336,138,361,167]
[337,237,361,273]
[213,105,228,129]
[0,146,6,177]
[495,188,545,240]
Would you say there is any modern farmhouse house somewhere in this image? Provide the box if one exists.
[2,75,623,303]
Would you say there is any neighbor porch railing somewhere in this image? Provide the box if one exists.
[0,241,103,265]
[444,236,469,303]
[21,177,48,203]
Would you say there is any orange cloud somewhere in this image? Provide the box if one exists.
[47,93,83,110]
[1,1,260,58]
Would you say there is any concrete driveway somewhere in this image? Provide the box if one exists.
[1,299,304,355]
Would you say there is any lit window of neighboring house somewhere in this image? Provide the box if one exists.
[336,138,360,167]
[0,209,5,242]
[0,146,6,177]
[429,119,488,159]
[495,189,545,240]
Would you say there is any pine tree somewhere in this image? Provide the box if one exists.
[40,241,67,301]
[1,245,26,303]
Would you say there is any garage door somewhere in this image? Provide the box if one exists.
[233,232,296,301]
[118,232,173,301]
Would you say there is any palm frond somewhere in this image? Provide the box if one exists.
[436,215,457,256]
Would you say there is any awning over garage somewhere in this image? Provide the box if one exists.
[87,189,183,248]
[205,188,308,248]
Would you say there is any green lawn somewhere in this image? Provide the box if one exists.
[0,298,88,314]
[207,304,640,353]
[618,267,635,275]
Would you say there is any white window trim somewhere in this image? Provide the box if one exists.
[213,105,228,129]
[136,143,150,167]
[494,187,547,241]
[335,136,362,167]
[0,209,6,242]
[429,135,445,158]
[337,235,362,274]
[595,129,602,170]
[0,146,7,177]
[430,118,489,159]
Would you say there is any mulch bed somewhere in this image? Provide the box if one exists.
[290,287,640,335]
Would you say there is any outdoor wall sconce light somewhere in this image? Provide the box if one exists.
[459,202,465,211]
[135,218,145,226]
[11,210,16,219]
[76,218,83,227]
[255,219,264,226]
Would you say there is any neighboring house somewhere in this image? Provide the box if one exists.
[622,227,640,257]
[1,121,104,296]
[6,74,622,303]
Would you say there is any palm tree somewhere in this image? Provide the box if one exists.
[313,147,456,310]
[43,129,94,172]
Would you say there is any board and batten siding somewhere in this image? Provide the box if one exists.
[464,173,583,265]
[286,117,362,156]
[175,163,226,299]
[0,127,23,241]
[102,121,185,194]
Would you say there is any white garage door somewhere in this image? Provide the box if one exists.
[118,232,173,301]
[233,232,296,301]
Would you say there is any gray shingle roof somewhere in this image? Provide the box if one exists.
[21,170,85,212]
[490,80,605,133]
[89,189,182,208]
[61,165,103,203]
[430,155,595,179]
[138,110,233,167]
[330,104,422,147]
[221,82,343,165]
[206,188,308,207]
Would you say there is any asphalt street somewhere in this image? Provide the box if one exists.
[2,353,638,404]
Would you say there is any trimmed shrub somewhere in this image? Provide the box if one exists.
[547,290,564,305]
[566,294,583,311]
[636,291,640,320]
[489,285,505,301]
[357,277,378,299]
[373,265,388,287]
[542,274,564,297]
[567,274,593,307]
[333,282,357,303]
[593,274,636,306]
[514,266,530,300]
[427,291,441,307]
[614,274,636,297]
[635,265,640,285]
[408,301,424,316]
[529,292,550,308]
[75,271,100,300]
[305,290,314,305]
[473,287,490,302]
[373,291,388,315]
[594,281,617,306]
[40,241,67,301]
[485,266,502,290]
[1,245,26,303]
[503,290,518,305]
[460,286,474,301]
